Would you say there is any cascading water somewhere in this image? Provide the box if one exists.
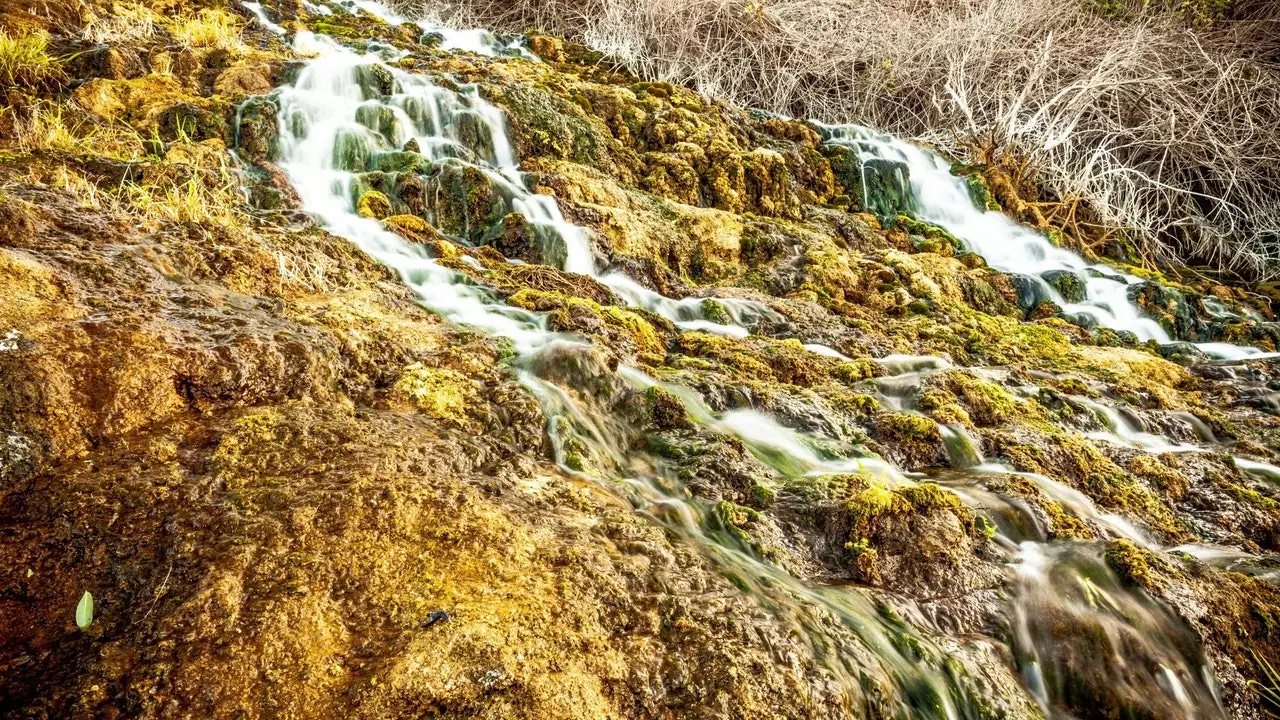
[240,2,1267,716]
[820,125,1269,362]
[264,16,997,718]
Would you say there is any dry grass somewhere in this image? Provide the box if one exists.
[170,8,246,51]
[11,102,146,159]
[117,173,243,225]
[82,2,157,44]
[0,28,64,89]
[407,0,1280,277]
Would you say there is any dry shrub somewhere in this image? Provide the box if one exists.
[405,0,1280,277]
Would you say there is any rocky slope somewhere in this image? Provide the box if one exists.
[2,0,1280,718]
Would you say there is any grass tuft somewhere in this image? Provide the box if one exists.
[82,2,158,44]
[170,8,246,51]
[0,28,64,89]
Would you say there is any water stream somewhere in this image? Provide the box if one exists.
[820,125,1270,363]
[241,3,1271,716]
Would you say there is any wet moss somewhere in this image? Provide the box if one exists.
[929,371,1020,427]
[508,288,669,363]
[1104,539,1157,589]
[646,386,692,431]
[356,190,391,219]
[1128,454,1189,500]
[875,413,943,468]
[992,430,1181,539]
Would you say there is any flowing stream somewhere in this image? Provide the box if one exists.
[820,125,1270,362]
[240,2,1275,716]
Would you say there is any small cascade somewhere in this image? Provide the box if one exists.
[939,424,983,469]
[266,19,991,717]
[818,124,1267,362]
[1072,396,1199,453]
[1010,542,1224,719]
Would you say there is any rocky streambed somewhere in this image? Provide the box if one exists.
[2,0,1280,718]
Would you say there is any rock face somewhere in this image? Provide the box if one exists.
[2,1,1280,719]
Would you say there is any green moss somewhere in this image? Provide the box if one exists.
[1104,539,1157,590]
[392,362,478,427]
[713,499,761,546]
[509,288,669,362]
[876,412,941,466]
[896,215,962,255]
[1128,455,1189,500]
[932,371,1020,427]
[699,298,732,325]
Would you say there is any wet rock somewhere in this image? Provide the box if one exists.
[368,150,426,173]
[1042,268,1086,303]
[235,94,280,162]
[422,161,510,243]
[646,386,692,431]
[1128,281,1200,339]
[860,158,916,221]
[874,412,947,469]
[1008,273,1053,317]
[243,160,301,211]
[483,212,548,266]
[1158,341,1208,365]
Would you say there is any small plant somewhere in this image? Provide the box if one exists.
[12,102,146,159]
[75,591,94,631]
[0,28,64,89]
[1250,651,1280,717]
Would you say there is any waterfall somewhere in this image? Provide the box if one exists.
[242,3,1252,716]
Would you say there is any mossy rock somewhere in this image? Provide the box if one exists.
[646,386,692,431]
[235,94,280,162]
[356,190,392,219]
[481,212,568,268]
[1043,269,1087,304]
[875,412,946,468]
[422,161,511,243]
[156,102,226,143]
[382,214,441,244]
[861,158,916,223]
[1127,281,1201,340]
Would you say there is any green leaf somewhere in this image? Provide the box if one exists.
[75,591,94,631]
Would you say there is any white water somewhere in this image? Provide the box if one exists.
[820,125,1270,363]
[1073,396,1200,454]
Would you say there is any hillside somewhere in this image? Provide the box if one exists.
[2,0,1280,718]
